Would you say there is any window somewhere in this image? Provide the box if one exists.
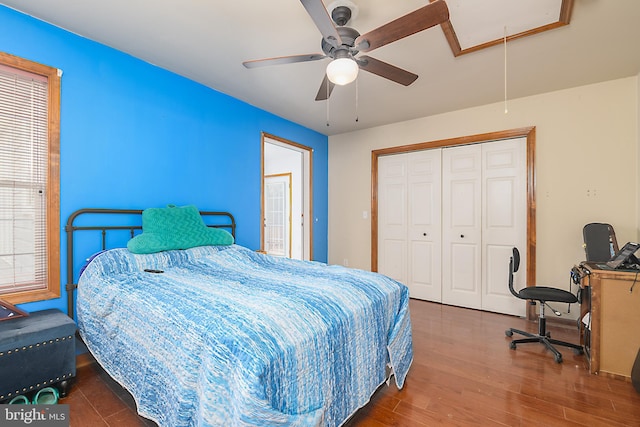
[0,52,60,304]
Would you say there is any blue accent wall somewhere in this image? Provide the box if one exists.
[0,6,328,314]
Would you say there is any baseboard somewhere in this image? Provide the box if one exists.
[546,315,580,329]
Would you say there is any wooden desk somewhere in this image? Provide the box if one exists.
[580,263,640,379]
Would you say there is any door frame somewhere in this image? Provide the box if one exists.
[371,126,537,319]
[261,132,313,260]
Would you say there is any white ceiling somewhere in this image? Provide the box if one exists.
[2,0,640,136]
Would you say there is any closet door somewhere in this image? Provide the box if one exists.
[378,150,443,301]
[377,138,527,312]
[377,154,408,284]
[481,138,527,316]
[442,144,482,309]
[407,150,442,301]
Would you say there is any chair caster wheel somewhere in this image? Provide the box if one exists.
[505,329,513,337]
[546,332,551,338]
[555,354,563,363]
[509,342,516,350]
[574,348,584,355]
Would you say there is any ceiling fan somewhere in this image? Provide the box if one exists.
[243,0,450,101]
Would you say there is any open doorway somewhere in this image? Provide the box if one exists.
[261,133,313,260]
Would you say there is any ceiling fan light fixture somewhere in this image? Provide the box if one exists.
[326,57,359,85]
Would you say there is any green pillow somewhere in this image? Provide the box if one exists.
[127,204,234,254]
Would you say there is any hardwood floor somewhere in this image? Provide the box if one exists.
[61,299,640,426]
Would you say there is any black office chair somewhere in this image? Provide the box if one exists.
[583,222,618,262]
[505,247,584,363]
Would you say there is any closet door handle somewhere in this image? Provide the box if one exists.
[423,233,427,236]
[460,234,465,238]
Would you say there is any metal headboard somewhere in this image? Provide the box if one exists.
[64,208,236,319]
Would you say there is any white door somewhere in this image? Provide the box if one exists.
[442,144,483,309]
[377,154,408,284]
[481,138,527,316]
[407,150,442,301]
[379,151,443,301]
[377,138,527,314]
[264,174,291,257]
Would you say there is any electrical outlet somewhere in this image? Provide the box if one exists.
[343,258,349,267]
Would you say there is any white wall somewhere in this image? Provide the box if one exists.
[328,77,639,299]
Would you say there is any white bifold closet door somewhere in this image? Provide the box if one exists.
[480,139,527,316]
[441,144,483,309]
[378,150,442,301]
[377,154,408,286]
[378,138,526,316]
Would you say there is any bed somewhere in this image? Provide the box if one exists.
[67,207,413,426]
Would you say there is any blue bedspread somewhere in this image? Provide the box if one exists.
[77,245,413,426]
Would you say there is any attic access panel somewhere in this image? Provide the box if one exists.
[438,0,573,56]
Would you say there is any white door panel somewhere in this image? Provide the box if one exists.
[482,138,527,316]
[264,175,290,257]
[410,182,434,226]
[378,154,408,284]
[449,243,481,303]
[381,239,407,284]
[485,244,516,298]
[450,180,478,227]
[383,183,406,226]
[442,144,482,309]
[408,150,442,302]
[409,240,435,299]
[485,178,515,227]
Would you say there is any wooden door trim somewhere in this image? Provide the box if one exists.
[371,127,536,318]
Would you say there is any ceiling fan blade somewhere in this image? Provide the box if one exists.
[243,54,326,69]
[315,74,335,101]
[300,0,342,47]
[357,55,418,86]
[355,0,449,52]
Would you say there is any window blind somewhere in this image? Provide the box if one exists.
[0,64,49,295]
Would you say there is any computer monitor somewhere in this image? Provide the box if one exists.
[606,242,640,269]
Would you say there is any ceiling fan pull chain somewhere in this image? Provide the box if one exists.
[355,77,359,123]
[504,25,508,114]
[326,82,330,127]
